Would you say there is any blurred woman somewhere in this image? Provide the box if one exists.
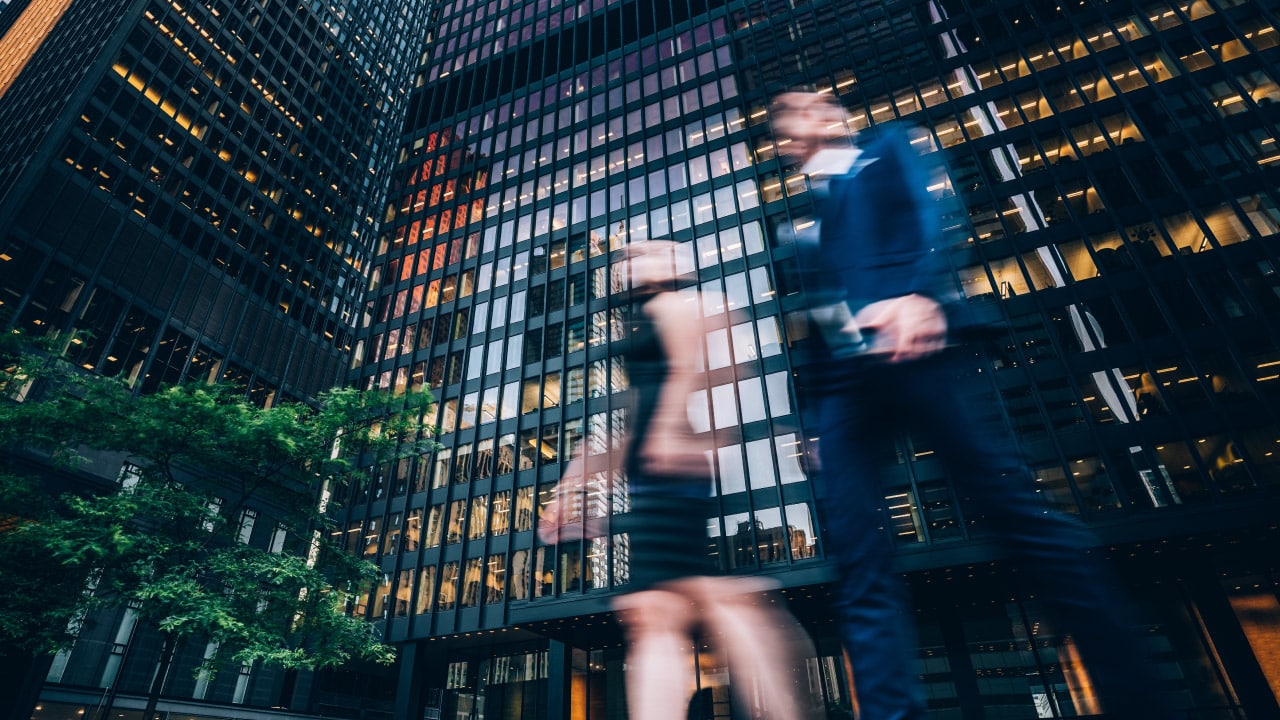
[610,240,812,720]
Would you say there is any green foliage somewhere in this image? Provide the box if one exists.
[0,474,90,654]
[0,337,435,673]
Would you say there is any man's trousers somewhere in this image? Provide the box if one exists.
[810,349,1174,720]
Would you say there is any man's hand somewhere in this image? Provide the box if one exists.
[853,294,948,363]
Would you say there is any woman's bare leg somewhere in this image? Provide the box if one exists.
[693,577,816,720]
[613,589,699,720]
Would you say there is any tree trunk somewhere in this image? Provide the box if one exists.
[141,634,177,720]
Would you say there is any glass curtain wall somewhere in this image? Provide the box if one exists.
[346,0,1279,717]
[349,3,818,645]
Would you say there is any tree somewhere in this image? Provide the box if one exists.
[0,333,437,720]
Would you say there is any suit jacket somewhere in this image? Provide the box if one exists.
[796,123,990,363]
[819,124,954,311]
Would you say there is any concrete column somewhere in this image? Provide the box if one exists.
[546,640,573,720]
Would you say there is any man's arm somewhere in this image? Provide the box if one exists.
[852,126,956,362]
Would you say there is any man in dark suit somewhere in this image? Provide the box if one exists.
[770,92,1175,720]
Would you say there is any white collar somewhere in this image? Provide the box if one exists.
[801,148,862,177]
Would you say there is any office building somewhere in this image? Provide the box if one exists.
[0,0,427,402]
[0,0,429,716]
[345,0,1280,718]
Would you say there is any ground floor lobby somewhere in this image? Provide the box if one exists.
[24,527,1280,720]
[395,532,1280,720]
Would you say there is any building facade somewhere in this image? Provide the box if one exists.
[3,0,1279,718]
[0,0,427,403]
[0,0,430,717]
[346,0,1280,719]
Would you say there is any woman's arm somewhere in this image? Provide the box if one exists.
[637,290,712,476]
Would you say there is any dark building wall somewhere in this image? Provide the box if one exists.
[0,0,429,401]
[0,650,52,720]
[0,0,434,718]
[0,0,132,202]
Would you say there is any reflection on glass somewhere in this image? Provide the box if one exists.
[718,444,746,494]
[739,376,766,424]
[394,569,413,618]
[723,512,754,569]
[587,537,609,590]
[432,448,451,490]
[514,486,535,532]
[509,548,530,601]
[560,545,583,593]
[711,383,738,430]
[887,489,924,545]
[745,438,775,490]
[707,328,731,370]
[445,499,466,544]
[485,554,506,604]
[490,490,511,536]
[1033,463,1080,515]
[362,518,381,558]
[533,546,555,598]
[497,433,516,474]
[753,507,787,565]
[784,502,818,559]
[414,566,435,615]
[460,558,483,608]
[425,504,443,548]
[404,509,422,552]
[766,372,791,417]
[917,481,962,540]
[776,433,807,485]
[382,512,402,556]
[468,496,488,540]
[612,533,630,587]
[437,562,459,611]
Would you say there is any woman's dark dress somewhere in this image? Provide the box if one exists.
[615,292,716,591]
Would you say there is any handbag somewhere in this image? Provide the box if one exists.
[537,455,610,544]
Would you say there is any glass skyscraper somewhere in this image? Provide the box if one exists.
[0,0,427,402]
[3,0,1278,718]
[346,0,1280,718]
[0,0,429,716]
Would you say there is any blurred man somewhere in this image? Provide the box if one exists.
[771,92,1175,720]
